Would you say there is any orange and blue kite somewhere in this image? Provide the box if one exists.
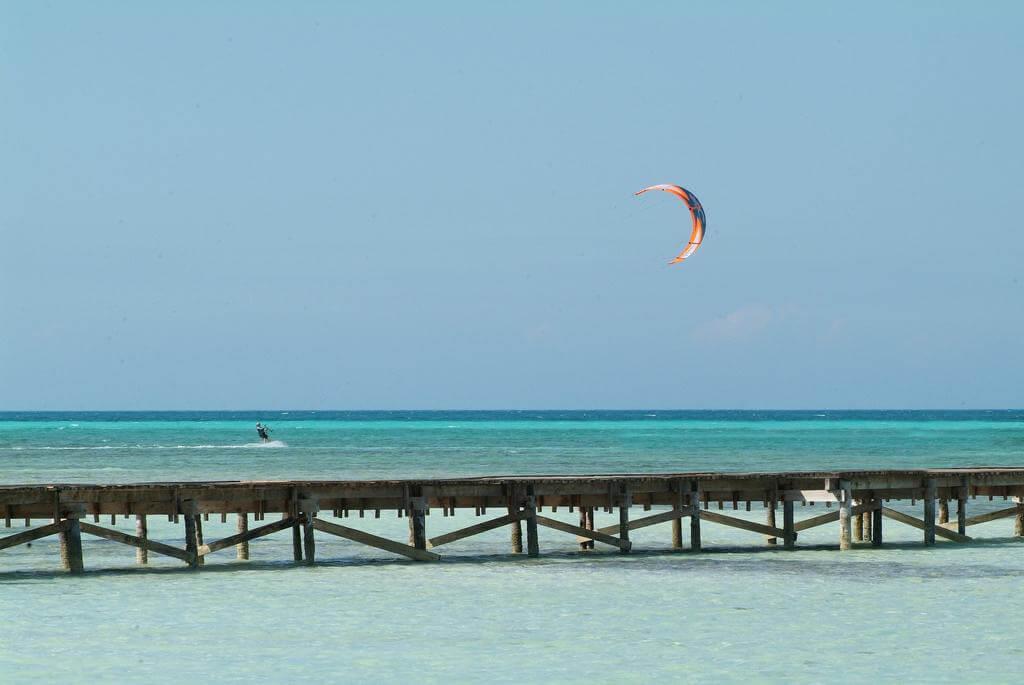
[635,184,707,264]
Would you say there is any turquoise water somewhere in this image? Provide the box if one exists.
[2,411,1024,682]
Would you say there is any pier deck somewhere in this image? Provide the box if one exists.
[3,468,1024,572]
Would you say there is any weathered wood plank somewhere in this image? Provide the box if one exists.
[312,517,439,561]
[79,521,190,561]
[0,521,66,551]
[700,510,786,539]
[596,507,692,535]
[938,506,1019,529]
[428,513,517,548]
[881,507,971,543]
[535,515,631,551]
[198,516,297,556]
[793,501,879,533]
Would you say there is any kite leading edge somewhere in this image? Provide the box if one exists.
[634,184,707,264]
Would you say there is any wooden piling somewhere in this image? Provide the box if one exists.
[302,512,315,564]
[236,513,249,560]
[958,476,969,536]
[938,499,949,525]
[509,504,523,554]
[783,499,795,549]
[183,513,199,569]
[135,514,148,565]
[193,515,205,566]
[618,489,631,555]
[525,492,539,558]
[871,500,882,546]
[862,508,872,542]
[672,485,684,550]
[410,497,427,551]
[65,517,84,574]
[839,482,852,551]
[1015,497,1024,537]
[689,481,702,552]
[579,507,590,551]
[853,499,863,542]
[923,478,936,546]
[765,500,777,545]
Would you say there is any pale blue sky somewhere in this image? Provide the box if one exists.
[2,2,1022,410]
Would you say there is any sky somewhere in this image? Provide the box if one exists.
[2,2,1023,410]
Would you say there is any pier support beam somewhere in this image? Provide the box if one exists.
[863,507,872,542]
[194,515,205,566]
[135,515,148,565]
[1015,498,1024,538]
[61,507,85,574]
[236,513,249,560]
[510,505,523,554]
[672,485,685,550]
[689,481,702,552]
[183,504,199,569]
[958,477,969,536]
[783,499,795,549]
[525,492,539,557]
[853,499,864,542]
[765,500,777,545]
[410,497,427,551]
[301,499,318,564]
[839,482,852,550]
[871,500,882,546]
[938,499,949,525]
[618,489,631,555]
[924,479,936,546]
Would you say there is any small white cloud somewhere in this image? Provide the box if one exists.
[692,305,774,343]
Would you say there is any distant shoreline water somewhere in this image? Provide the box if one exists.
[1,410,1022,484]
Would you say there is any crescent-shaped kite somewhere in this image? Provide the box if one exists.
[635,184,707,264]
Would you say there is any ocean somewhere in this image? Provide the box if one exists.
[2,410,1023,682]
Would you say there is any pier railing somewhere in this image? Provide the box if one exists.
[3,469,1023,573]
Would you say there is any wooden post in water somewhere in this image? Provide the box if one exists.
[938,499,949,525]
[870,499,882,546]
[863,507,872,542]
[64,505,85,574]
[1015,497,1024,537]
[618,488,631,555]
[301,499,317,564]
[852,498,863,543]
[135,514,148,565]
[765,495,777,546]
[672,485,684,550]
[302,512,316,564]
[509,503,523,554]
[579,506,591,551]
[689,481,702,552]
[410,497,427,551]
[839,482,852,551]
[923,478,937,546]
[525,488,539,558]
[194,515,205,566]
[236,513,249,560]
[783,498,795,549]
[183,502,199,569]
[957,477,969,536]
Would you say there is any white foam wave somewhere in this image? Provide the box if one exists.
[1,441,289,451]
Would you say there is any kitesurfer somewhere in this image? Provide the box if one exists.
[256,422,270,443]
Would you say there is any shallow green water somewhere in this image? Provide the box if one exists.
[2,411,1023,682]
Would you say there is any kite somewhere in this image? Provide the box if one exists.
[634,184,707,264]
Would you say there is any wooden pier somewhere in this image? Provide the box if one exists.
[3,468,1024,573]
